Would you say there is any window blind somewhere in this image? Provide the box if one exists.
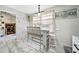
[33,9,55,34]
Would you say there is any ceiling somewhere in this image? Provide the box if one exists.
[6,5,54,14]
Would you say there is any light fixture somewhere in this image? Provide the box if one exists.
[38,5,41,16]
[38,5,41,52]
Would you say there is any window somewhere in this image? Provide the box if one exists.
[33,14,41,27]
[33,9,55,34]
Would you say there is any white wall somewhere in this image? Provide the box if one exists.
[53,5,79,52]
[0,5,28,40]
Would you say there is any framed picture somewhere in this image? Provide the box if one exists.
[1,21,4,24]
[5,23,16,35]
[1,27,4,29]
[55,8,77,18]
[67,8,77,16]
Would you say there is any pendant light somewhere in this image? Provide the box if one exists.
[38,5,41,27]
[38,5,41,16]
[38,5,42,52]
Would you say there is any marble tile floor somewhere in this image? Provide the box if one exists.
[0,39,41,53]
[0,39,56,53]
